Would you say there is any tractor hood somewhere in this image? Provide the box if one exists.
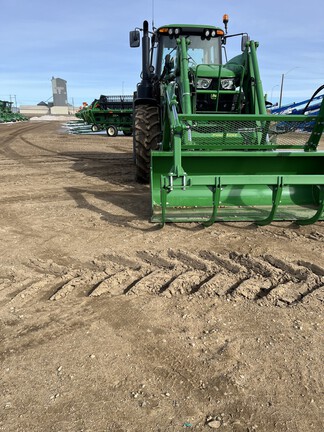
[194,64,236,79]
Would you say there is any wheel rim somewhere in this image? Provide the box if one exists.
[107,126,116,136]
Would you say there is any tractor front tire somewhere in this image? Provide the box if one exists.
[134,104,160,183]
[91,124,99,132]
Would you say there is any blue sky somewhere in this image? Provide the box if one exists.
[0,0,323,108]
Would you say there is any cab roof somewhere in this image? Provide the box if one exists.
[158,24,222,30]
[157,24,224,36]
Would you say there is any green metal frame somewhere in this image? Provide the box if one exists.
[78,96,133,134]
[89,108,133,133]
[150,33,324,225]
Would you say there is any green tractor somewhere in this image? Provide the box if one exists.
[130,17,324,225]
[0,100,28,122]
[0,100,16,122]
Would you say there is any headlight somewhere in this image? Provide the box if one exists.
[197,78,212,89]
[220,78,235,90]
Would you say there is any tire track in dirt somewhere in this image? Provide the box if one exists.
[0,122,51,157]
[1,249,323,313]
[305,230,324,242]
[262,226,324,243]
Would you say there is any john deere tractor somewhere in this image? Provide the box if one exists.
[0,100,28,122]
[130,17,324,225]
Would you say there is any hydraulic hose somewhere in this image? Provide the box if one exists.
[303,84,324,114]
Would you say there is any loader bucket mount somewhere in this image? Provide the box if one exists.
[151,105,324,225]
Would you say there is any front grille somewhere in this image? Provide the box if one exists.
[196,93,238,112]
[181,118,315,149]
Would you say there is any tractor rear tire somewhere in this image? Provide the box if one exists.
[106,125,118,137]
[134,104,160,183]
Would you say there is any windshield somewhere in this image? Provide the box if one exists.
[154,34,222,75]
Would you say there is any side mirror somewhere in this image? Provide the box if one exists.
[130,30,140,48]
[241,34,250,51]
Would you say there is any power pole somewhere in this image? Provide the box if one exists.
[279,74,284,108]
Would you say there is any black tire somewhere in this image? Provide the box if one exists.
[134,104,160,183]
[91,124,99,132]
[123,130,133,136]
[106,125,118,137]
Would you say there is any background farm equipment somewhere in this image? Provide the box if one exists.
[271,89,324,133]
[130,17,324,226]
[0,100,28,123]
[73,95,133,136]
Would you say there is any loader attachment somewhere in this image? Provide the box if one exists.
[130,20,324,225]
[151,103,324,225]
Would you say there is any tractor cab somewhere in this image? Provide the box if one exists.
[151,25,243,114]
[152,25,223,75]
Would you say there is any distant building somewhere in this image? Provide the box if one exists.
[19,105,50,116]
[20,77,73,116]
[51,77,68,107]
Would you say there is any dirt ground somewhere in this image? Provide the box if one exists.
[0,120,323,432]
